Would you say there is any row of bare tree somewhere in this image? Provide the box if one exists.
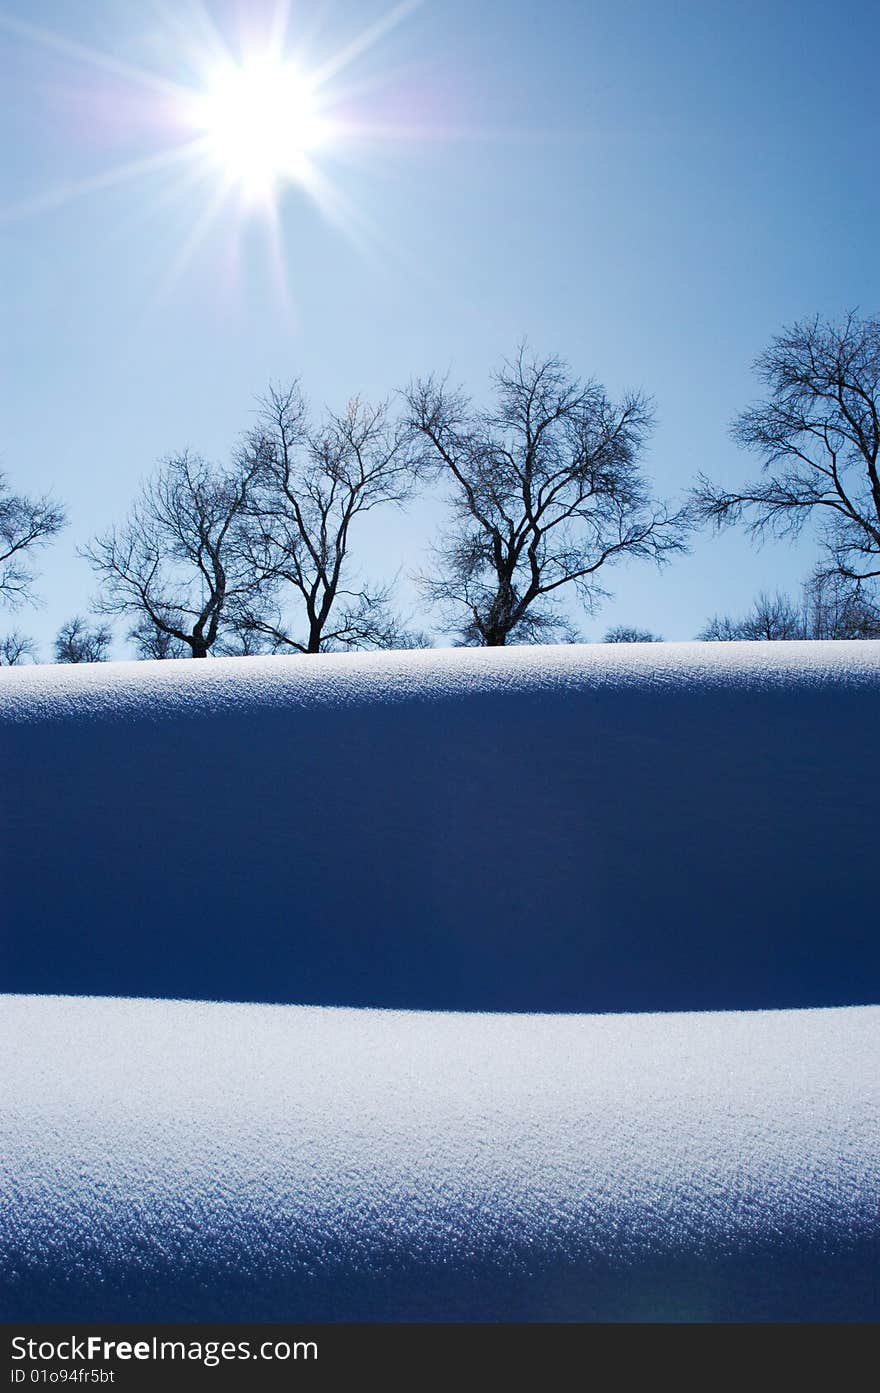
[4,313,880,662]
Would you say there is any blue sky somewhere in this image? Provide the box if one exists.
[1,0,878,655]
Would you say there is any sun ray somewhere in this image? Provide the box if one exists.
[266,0,294,56]
[292,158,387,266]
[146,0,235,74]
[0,139,210,226]
[309,0,425,89]
[121,145,228,238]
[0,10,185,100]
[151,178,237,308]
[264,195,297,325]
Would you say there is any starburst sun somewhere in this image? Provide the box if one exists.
[190,56,329,198]
[0,1,427,299]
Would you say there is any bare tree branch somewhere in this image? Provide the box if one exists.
[0,470,66,609]
[603,625,663,643]
[697,570,880,641]
[0,631,38,665]
[691,312,880,583]
[54,616,112,663]
[127,617,188,660]
[83,450,265,658]
[237,382,424,653]
[403,346,689,646]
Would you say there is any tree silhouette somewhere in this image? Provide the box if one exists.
[235,383,425,653]
[693,312,880,588]
[0,469,65,609]
[405,347,688,645]
[85,451,264,658]
[54,616,112,663]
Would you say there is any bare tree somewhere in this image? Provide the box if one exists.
[603,625,663,643]
[739,590,804,640]
[0,631,38,665]
[54,616,112,663]
[692,312,880,585]
[0,470,66,609]
[697,574,880,641]
[237,383,425,654]
[84,451,264,659]
[129,608,269,659]
[213,623,272,657]
[801,567,880,639]
[127,617,188,660]
[698,590,804,641]
[697,613,749,642]
[404,347,688,646]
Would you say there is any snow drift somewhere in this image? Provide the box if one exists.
[2,642,879,1012]
[2,643,879,1320]
[2,995,877,1321]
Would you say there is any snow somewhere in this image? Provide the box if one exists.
[1,638,879,725]
[2,643,879,1319]
[1,995,877,1320]
[2,642,879,1012]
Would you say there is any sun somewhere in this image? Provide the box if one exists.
[0,0,431,295]
[191,57,328,198]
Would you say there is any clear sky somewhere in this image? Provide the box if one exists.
[1,0,878,656]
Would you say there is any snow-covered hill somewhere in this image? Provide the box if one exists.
[2,643,878,1319]
[2,642,878,1012]
[2,995,877,1321]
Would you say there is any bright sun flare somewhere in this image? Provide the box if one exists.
[192,58,327,196]
[0,0,427,299]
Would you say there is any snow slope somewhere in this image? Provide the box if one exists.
[2,995,877,1321]
[2,643,879,1320]
[2,642,879,1012]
